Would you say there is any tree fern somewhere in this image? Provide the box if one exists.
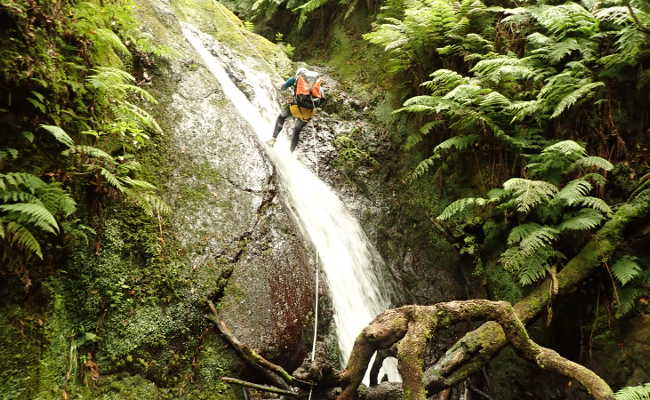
[571,155,614,172]
[556,178,592,204]
[577,196,612,215]
[507,223,542,245]
[550,81,605,118]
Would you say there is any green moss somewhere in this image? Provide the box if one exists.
[171,0,282,69]
[0,300,41,399]
[485,261,524,303]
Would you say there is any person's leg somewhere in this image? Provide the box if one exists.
[272,105,291,139]
[290,119,307,151]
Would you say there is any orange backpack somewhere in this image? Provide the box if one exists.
[294,70,322,109]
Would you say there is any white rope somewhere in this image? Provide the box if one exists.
[307,265,319,400]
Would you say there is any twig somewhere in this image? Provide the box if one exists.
[221,377,299,397]
[625,1,650,35]
[206,300,314,389]
[469,382,494,400]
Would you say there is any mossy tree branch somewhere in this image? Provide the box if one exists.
[425,190,650,390]
[337,301,615,400]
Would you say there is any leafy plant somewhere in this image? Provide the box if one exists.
[0,168,76,285]
[437,140,613,285]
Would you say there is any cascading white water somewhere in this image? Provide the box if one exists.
[181,23,400,382]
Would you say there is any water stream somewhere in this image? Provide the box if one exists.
[181,23,400,382]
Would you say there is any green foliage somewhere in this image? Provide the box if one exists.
[364,0,648,204]
[437,140,614,285]
[615,383,650,400]
[0,171,76,280]
[0,0,168,283]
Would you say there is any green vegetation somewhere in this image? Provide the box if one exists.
[3,0,650,396]
[240,0,650,394]
[1,0,240,398]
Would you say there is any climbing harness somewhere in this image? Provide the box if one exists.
[289,104,315,121]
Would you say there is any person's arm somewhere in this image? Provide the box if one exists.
[280,77,296,90]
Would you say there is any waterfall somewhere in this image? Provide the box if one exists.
[181,23,400,382]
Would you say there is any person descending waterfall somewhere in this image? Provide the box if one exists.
[269,68,326,151]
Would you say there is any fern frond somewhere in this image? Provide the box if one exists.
[422,69,469,94]
[0,172,46,192]
[40,125,75,148]
[550,81,604,118]
[3,222,43,259]
[616,287,646,318]
[615,383,650,400]
[437,197,488,220]
[95,28,130,56]
[0,203,60,234]
[557,178,592,204]
[100,168,126,193]
[62,145,115,162]
[558,208,604,231]
[121,177,157,190]
[577,196,612,215]
[36,185,76,217]
[479,91,512,108]
[409,156,438,180]
[507,100,540,122]
[611,255,642,286]
[127,191,170,217]
[121,102,163,134]
[0,191,40,204]
[471,56,535,83]
[507,223,542,245]
[519,225,559,256]
[595,6,631,26]
[433,135,480,154]
[582,172,607,186]
[503,178,559,213]
[571,155,614,171]
[0,148,19,161]
[543,140,587,156]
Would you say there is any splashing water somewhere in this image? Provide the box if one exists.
[181,23,400,382]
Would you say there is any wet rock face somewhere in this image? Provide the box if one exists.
[137,0,315,369]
